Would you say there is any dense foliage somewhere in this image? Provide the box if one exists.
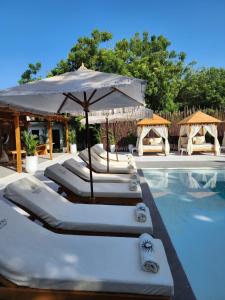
[19,30,225,112]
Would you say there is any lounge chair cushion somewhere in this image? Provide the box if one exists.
[4,177,152,234]
[63,159,134,183]
[45,163,142,198]
[92,144,132,162]
[0,200,173,296]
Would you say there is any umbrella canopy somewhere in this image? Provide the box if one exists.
[0,64,146,115]
[178,111,221,125]
[81,106,153,125]
[137,114,171,126]
[0,64,146,199]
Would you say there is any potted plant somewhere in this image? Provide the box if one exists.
[96,128,103,149]
[23,130,38,173]
[68,129,77,154]
[126,132,137,152]
[109,131,116,153]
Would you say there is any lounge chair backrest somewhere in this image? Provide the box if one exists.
[4,176,72,228]
[63,159,90,180]
[92,144,107,159]
[45,163,91,196]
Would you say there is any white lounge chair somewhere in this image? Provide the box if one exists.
[63,158,137,183]
[92,144,133,162]
[44,163,142,204]
[4,176,152,236]
[0,199,174,300]
[79,149,137,174]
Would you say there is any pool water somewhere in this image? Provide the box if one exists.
[143,169,225,300]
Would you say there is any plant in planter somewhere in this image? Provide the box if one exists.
[109,131,116,153]
[23,130,38,173]
[126,132,137,152]
[68,129,77,154]
[94,127,103,149]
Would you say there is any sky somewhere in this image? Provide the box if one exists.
[0,0,225,89]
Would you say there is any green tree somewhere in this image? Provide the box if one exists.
[18,62,42,84]
[177,67,225,109]
[48,30,192,112]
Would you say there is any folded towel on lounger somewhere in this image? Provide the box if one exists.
[131,174,140,182]
[129,179,138,191]
[139,233,159,273]
[135,203,147,222]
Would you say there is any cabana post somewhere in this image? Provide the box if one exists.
[14,112,22,173]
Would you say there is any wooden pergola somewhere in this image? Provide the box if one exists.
[0,107,70,173]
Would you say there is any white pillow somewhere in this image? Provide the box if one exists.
[194,136,205,145]
[150,137,162,145]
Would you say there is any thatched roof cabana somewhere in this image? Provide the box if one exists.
[136,114,171,156]
[178,111,221,156]
[178,111,221,125]
[137,114,171,126]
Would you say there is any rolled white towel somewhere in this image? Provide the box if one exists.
[129,179,138,191]
[128,162,135,169]
[139,233,159,273]
[135,203,147,222]
[131,173,140,182]
[136,202,147,211]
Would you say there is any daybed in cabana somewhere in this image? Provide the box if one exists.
[136,114,171,156]
[178,111,221,156]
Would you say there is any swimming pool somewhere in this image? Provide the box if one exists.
[143,168,225,300]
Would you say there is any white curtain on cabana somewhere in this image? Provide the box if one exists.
[178,125,188,151]
[187,125,201,155]
[204,124,220,155]
[222,132,225,147]
[136,126,151,156]
[152,126,170,155]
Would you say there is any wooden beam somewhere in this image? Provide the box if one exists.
[65,119,69,153]
[14,113,22,173]
[48,118,53,160]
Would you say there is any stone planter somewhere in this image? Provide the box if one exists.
[110,144,115,153]
[25,155,38,174]
[70,144,77,154]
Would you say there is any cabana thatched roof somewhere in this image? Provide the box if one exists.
[178,111,221,125]
[137,114,171,126]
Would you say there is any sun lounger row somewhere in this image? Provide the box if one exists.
[0,199,174,299]
[0,150,174,299]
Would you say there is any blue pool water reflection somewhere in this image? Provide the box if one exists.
[143,169,225,300]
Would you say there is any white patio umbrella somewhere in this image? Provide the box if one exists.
[0,64,146,199]
[81,106,153,172]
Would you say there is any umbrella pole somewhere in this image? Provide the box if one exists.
[106,117,109,173]
[84,109,94,200]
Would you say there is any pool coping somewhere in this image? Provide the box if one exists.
[138,169,196,300]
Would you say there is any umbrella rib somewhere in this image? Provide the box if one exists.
[89,89,115,106]
[57,94,69,113]
[87,89,97,102]
[62,93,84,107]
